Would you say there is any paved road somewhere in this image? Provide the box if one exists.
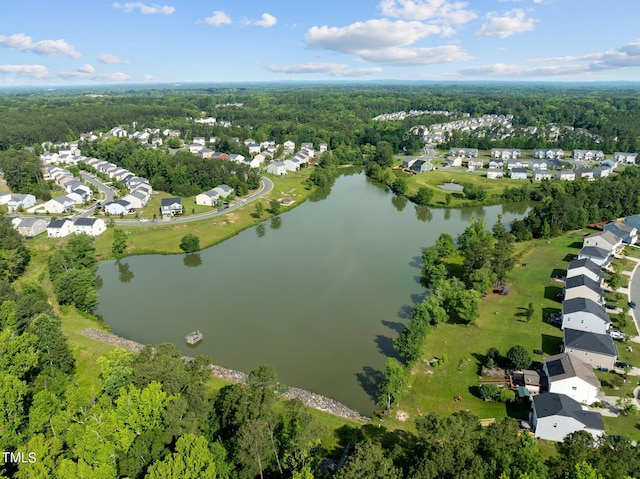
[80,172,115,217]
[112,175,274,227]
[627,252,640,338]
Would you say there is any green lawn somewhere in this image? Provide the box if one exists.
[383,233,585,429]
[623,245,640,260]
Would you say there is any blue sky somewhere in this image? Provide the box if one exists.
[0,0,639,85]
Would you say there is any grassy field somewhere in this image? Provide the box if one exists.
[392,166,533,208]
[91,170,314,259]
[380,231,640,440]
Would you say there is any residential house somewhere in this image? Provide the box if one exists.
[530,393,604,442]
[151,137,163,147]
[254,153,268,165]
[467,159,484,170]
[544,353,601,405]
[557,171,576,181]
[530,159,549,170]
[578,246,611,268]
[267,161,287,176]
[0,193,10,205]
[575,169,594,180]
[510,168,528,180]
[244,157,262,169]
[47,218,75,238]
[450,148,478,158]
[188,144,203,154]
[410,160,432,173]
[563,328,618,370]
[14,217,47,238]
[567,258,603,285]
[604,222,637,245]
[160,198,183,217]
[562,297,610,334]
[195,189,220,207]
[104,200,131,216]
[35,196,72,214]
[7,194,36,212]
[486,167,504,179]
[283,140,295,152]
[532,148,564,159]
[127,177,150,191]
[507,159,526,170]
[213,184,234,198]
[532,169,553,181]
[445,156,462,167]
[300,142,313,151]
[120,192,145,209]
[247,143,261,155]
[488,159,504,169]
[402,158,418,169]
[572,150,604,161]
[318,143,328,153]
[283,159,300,172]
[514,369,544,396]
[613,152,637,164]
[491,148,520,160]
[198,148,214,159]
[583,230,623,255]
[193,137,206,146]
[593,166,611,178]
[227,154,245,164]
[600,159,618,170]
[73,217,106,237]
[564,275,604,305]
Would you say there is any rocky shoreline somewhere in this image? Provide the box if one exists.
[80,328,368,422]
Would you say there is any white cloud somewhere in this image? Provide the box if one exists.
[0,33,81,58]
[203,11,232,26]
[305,19,450,53]
[379,0,477,25]
[459,39,640,77]
[0,64,51,79]
[243,12,277,28]
[98,53,129,64]
[357,45,472,65]
[112,2,175,15]
[476,9,535,38]
[265,62,382,77]
[77,64,96,74]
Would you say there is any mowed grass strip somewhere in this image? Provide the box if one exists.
[382,233,585,430]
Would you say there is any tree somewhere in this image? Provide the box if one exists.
[112,229,128,258]
[53,269,98,312]
[506,345,531,370]
[378,358,407,411]
[269,199,281,215]
[434,233,454,257]
[373,141,394,167]
[27,313,75,376]
[145,434,229,479]
[609,270,622,290]
[97,349,134,398]
[179,234,200,253]
[414,186,434,205]
[66,233,97,269]
[390,177,408,195]
[335,441,401,479]
[526,302,535,322]
[254,201,264,218]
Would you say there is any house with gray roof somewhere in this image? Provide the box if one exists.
[530,393,604,442]
[73,217,106,237]
[567,258,603,285]
[14,217,48,238]
[544,353,601,405]
[195,189,220,207]
[104,199,131,216]
[267,161,287,176]
[593,166,610,179]
[449,148,478,158]
[160,198,182,217]
[213,184,234,198]
[584,230,623,255]
[510,168,527,180]
[562,297,610,334]
[575,168,594,180]
[564,275,604,305]
[47,218,75,238]
[563,329,617,370]
[410,159,432,173]
[604,222,637,245]
[578,246,611,267]
[532,169,552,181]
[7,194,36,212]
[613,152,637,164]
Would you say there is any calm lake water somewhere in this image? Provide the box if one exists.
[95,171,530,415]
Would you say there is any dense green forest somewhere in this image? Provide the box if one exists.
[2,84,640,154]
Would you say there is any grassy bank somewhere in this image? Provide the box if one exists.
[92,170,313,259]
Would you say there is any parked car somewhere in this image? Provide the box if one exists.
[605,303,617,310]
[616,361,633,369]
[630,301,637,309]
[609,329,624,340]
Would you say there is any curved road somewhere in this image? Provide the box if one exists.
[109,176,274,227]
[627,253,640,338]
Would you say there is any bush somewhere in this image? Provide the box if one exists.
[479,384,500,401]
[506,345,531,370]
[179,234,200,253]
[499,389,516,403]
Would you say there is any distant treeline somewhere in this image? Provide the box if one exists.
[2,84,640,154]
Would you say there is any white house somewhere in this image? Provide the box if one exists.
[445,156,463,167]
[583,230,623,255]
[195,189,220,206]
[562,297,610,334]
[104,200,131,216]
[160,198,182,217]
[486,168,504,179]
[14,217,48,238]
[566,258,603,285]
[73,217,106,237]
[7,194,36,212]
[530,393,604,442]
[47,218,75,238]
[120,193,144,209]
[283,159,300,172]
[283,140,295,152]
[267,161,287,176]
[578,246,611,268]
[544,353,601,405]
[213,184,234,198]
[35,196,74,214]
[613,152,637,164]
[510,168,527,180]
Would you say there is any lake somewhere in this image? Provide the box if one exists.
[95,171,530,415]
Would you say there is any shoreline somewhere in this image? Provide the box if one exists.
[80,327,368,422]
